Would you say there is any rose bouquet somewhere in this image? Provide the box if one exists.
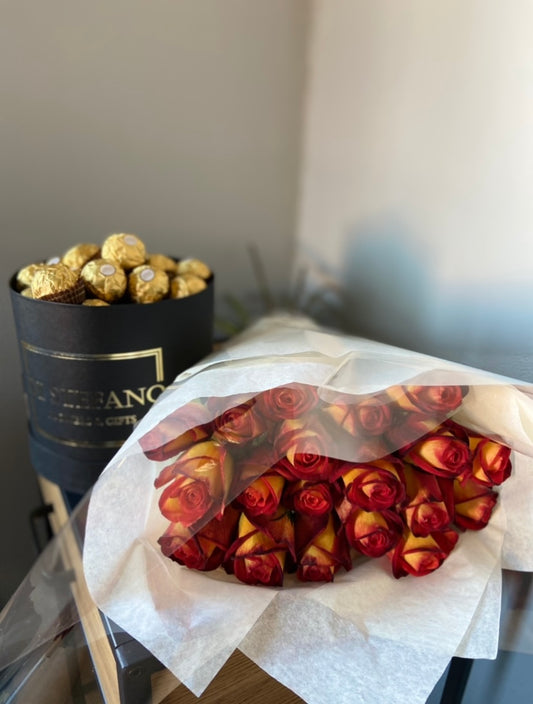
[144,382,512,587]
[83,314,533,704]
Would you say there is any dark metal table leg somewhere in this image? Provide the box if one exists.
[439,657,474,704]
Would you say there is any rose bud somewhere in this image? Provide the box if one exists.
[323,395,393,437]
[337,456,406,511]
[296,513,352,582]
[274,453,341,484]
[343,437,392,463]
[158,505,240,570]
[385,414,441,454]
[234,472,285,518]
[389,527,459,578]
[274,417,339,481]
[156,440,233,524]
[467,434,512,487]
[212,399,267,445]
[232,444,279,490]
[285,480,335,517]
[225,510,295,587]
[139,400,212,462]
[255,383,319,421]
[401,426,472,479]
[155,438,232,486]
[453,475,499,531]
[386,385,467,415]
[344,508,403,558]
[158,474,214,526]
[401,464,454,536]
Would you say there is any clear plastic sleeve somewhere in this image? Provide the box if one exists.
[4,314,533,704]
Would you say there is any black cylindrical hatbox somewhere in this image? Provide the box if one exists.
[9,274,214,494]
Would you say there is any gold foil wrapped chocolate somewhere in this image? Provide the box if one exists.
[62,243,101,270]
[175,257,211,280]
[101,233,146,270]
[82,298,110,307]
[13,232,211,307]
[170,273,207,299]
[16,263,44,291]
[31,263,86,304]
[81,258,127,302]
[146,253,177,275]
[128,265,170,304]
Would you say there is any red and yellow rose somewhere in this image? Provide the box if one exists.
[453,475,499,531]
[150,383,512,585]
[400,425,472,479]
[212,399,267,445]
[158,505,240,571]
[156,440,233,526]
[234,471,285,518]
[256,383,319,421]
[344,507,404,557]
[468,433,512,486]
[225,509,295,587]
[274,416,339,481]
[389,528,459,578]
[323,395,394,437]
[295,512,352,582]
[139,400,213,461]
[285,480,336,517]
[337,456,406,511]
[386,385,467,415]
[401,464,454,536]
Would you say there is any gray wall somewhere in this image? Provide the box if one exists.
[0,1,309,605]
[295,1,533,383]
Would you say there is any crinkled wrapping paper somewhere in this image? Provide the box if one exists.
[83,313,533,704]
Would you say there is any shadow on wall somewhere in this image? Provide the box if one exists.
[339,219,431,352]
[339,220,533,381]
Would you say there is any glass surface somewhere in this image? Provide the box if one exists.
[0,621,104,704]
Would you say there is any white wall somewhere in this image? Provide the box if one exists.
[295,1,533,380]
[0,0,308,604]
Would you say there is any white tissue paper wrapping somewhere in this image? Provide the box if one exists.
[83,314,533,704]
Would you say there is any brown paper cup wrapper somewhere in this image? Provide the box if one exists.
[9,273,214,494]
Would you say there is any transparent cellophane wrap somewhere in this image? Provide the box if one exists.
[4,313,533,704]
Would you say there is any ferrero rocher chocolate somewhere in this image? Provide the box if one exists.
[81,258,127,302]
[62,243,101,270]
[82,298,110,307]
[13,232,211,307]
[101,233,146,270]
[128,264,170,304]
[176,257,211,280]
[31,263,86,304]
[146,253,177,275]
[170,273,207,299]
[16,263,44,291]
